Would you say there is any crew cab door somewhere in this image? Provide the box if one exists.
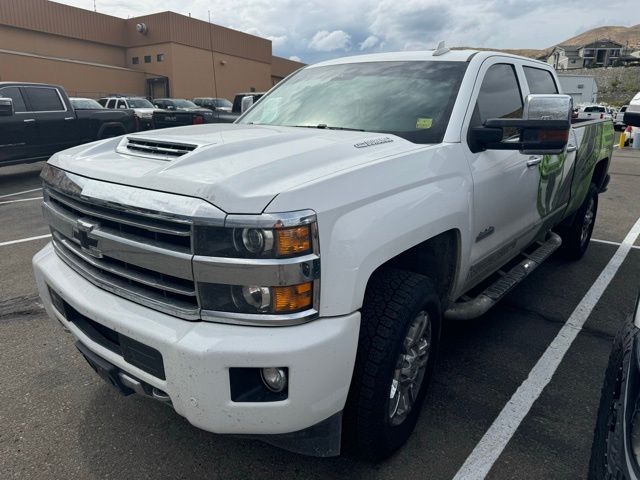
[0,86,38,164]
[462,61,542,284]
[23,86,77,157]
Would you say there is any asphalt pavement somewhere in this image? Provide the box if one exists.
[1,148,639,480]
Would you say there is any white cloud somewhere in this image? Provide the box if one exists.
[289,55,302,62]
[308,30,352,52]
[359,35,379,50]
[56,0,640,64]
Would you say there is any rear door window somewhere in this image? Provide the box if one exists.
[24,87,65,112]
[0,86,27,112]
[117,100,127,109]
[471,63,523,139]
[523,67,558,94]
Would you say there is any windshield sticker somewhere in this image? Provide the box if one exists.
[354,137,394,148]
[416,118,433,129]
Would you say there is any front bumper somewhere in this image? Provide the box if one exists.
[33,243,360,437]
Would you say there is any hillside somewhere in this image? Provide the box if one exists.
[460,24,640,59]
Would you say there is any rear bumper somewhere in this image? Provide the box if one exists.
[33,242,360,436]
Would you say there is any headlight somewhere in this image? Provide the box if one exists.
[193,210,315,259]
[193,210,320,324]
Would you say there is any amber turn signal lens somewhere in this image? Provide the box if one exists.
[276,226,311,256]
[273,282,313,313]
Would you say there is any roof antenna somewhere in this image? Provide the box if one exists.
[433,40,450,56]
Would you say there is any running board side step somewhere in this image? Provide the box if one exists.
[445,232,562,320]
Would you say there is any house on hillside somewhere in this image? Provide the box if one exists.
[547,39,627,70]
[581,39,624,67]
[547,45,584,70]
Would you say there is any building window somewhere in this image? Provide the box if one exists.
[144,55,151,63]
[157,54,165,62]
[132,56,139,65]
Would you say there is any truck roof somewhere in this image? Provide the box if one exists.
[309,49,550,68]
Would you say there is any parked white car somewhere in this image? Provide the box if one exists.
[33,49,614,460]
[576,104,612,121]
[615,105,628,130]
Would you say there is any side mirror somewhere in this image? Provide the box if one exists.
[470,94,573,155]
[0,97,14,116]
[241,95,254,113]
[624,105,640,127]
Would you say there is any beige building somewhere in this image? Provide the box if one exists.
[0,0,305,100]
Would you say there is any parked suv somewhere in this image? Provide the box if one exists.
[98,96,158,130]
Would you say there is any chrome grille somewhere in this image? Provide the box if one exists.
[41,165,224,320]
[122,137,198,159]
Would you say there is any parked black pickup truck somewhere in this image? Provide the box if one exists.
[0,82,136,167]
[151,98,235,129]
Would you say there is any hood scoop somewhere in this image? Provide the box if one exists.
[118,136,200,160]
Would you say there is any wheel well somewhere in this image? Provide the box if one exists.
[368,230,460,308]
[591,158,609,190]
[98,124,125,139]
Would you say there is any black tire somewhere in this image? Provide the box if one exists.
[588,320,637,480]
[343,268,441,460]
[558,183,599,260]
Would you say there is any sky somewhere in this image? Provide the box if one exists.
[57,0,640,64]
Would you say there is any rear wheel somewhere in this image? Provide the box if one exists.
[344,268,441,460]
[557,183,598,260]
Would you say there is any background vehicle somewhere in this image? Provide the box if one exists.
[33,50,613,460]
[615,105,628,130]
[151,98,237,128]
[0,83,136,166]
[588,294,640,479]
[576,105,613,121]
[193,97,233,112]
[231,92,265,114]
[98,96,157,130]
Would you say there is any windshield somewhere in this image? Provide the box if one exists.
[239,61,467,144]
[127,98,153,108]
[215,98,232,108]
[71,98,103,109]
[173,99,199,108]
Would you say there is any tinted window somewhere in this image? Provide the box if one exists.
[472,63,523,139]
[239,61,468,144]
[117,100,127,109]
[106,99,115,108]
[523,67,558,94]
[24,87,65,112]
[127,98,153,108]
[97,98,107,107]
[0,86,27,112]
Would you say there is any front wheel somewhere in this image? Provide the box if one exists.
[557,183,599,260]
[343,268,441,460]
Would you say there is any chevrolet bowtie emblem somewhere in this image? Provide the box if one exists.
[72,219,102,258]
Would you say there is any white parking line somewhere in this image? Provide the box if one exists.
[453,216,640,480]
[0,234,51,247]
[0,196,43,205]
[592,238,640,249]
[0,187,42,199]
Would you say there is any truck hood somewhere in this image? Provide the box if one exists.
[48,123,425,213]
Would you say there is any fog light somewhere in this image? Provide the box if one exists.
[261,367,287,393]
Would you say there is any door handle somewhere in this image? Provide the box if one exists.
[566,145,577,152]
[64,117,74,121]
[526,155,543,167]
[23,118,35,123]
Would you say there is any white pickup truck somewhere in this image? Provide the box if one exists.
[33,48,614,459]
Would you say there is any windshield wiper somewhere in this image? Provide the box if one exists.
[292,124,365,132]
